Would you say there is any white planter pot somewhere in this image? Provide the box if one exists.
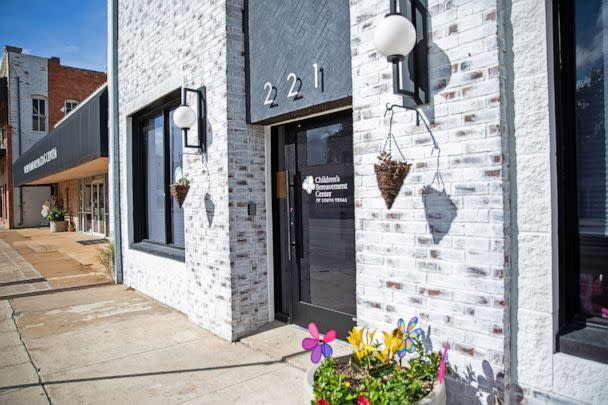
[305,355,446,405]
[50,220,68,232]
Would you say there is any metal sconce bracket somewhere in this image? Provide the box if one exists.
[387,0,430,107]
[182,86,207,152]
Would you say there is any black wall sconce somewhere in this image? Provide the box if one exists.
[374,0,429,107]
[173,86,207,151]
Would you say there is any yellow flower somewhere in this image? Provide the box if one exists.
[347,326,364,348]
[347,326,365,359]
[374,331,402,364]
[366,329,377,345]
[347,327,380,360]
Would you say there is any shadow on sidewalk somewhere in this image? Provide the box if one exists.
[0,350,308,391]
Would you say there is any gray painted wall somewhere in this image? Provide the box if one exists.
[247,0,352,123]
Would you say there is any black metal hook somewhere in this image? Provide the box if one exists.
[385,102,421,126]
[384,102,443,189]
[384,103,439,152]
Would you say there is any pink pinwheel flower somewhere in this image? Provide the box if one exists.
[438,343,449,384]
[301,322,336,363]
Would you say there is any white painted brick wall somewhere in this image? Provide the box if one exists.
[117,0,268,341]
[117,0,234,341]
[113,0,608,403]
[350,1,507,403]
[226,0,269,338]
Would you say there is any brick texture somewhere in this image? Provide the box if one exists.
[113,1,608,404]
[117,0,268,341]
[56,179,79,229]
[47,57,106,129]
[350,0,507,402]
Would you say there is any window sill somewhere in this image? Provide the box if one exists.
[130,241,185,262]
[558,322,608,364]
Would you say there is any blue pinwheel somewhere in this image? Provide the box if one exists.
[396,316,423,358]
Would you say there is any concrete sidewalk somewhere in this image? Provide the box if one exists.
[0,229,112,298]
[0,285,310,404]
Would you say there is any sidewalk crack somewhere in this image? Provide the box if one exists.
[8,299,53,404]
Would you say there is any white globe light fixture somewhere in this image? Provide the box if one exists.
[372,0,430,107]
[173,105,197,130]
[373,14,417,62]
[174,86,207,151]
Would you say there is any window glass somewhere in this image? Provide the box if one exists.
[575,0,608,320]
[65,100,78,115]
[169,109,185,248]
[32,98,46,132]
[306,123,353,166]
[143,114,166,244]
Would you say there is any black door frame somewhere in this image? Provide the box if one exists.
[271,110,356,338]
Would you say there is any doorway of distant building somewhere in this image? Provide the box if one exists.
[78,174,108,237]
[272,110,356,338]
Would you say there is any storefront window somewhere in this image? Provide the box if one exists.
[132,92,185,254]
[574,0,608,321]
[144,115,166,243]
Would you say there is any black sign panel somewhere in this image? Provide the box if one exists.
[246,0,352,124]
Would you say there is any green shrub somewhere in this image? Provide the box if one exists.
[46,206,65,222]
[96,241,114,276]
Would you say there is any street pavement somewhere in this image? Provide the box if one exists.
[1,285,311,404]
[0,229,112,299]
[0,228,354,404]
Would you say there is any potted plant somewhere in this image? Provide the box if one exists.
[303,318,448,405]
[375,150,411,209]
[170,176,191,208]
[47,206,67,232]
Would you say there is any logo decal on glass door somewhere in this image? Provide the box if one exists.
[302,175,316,195]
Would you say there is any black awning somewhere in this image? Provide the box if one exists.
[13,85,108,186]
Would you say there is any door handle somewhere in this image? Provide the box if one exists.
[285,170,292,261]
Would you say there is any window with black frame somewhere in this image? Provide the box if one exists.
[131,92,185,259]
[556,0,608,363]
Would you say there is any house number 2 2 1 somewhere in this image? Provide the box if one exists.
[263,63,324,106]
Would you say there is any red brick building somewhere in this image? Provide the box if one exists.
[47,57,106,129]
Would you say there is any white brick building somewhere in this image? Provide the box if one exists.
[110,0,608,403]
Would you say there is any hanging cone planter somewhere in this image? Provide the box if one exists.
[375,153,411,209]
[170,177,191,208]
[375,107,412,209]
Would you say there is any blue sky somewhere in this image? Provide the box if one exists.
[1,1,107,72]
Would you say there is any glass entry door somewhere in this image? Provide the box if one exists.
[78,175,108,236]
[273,111,356,338]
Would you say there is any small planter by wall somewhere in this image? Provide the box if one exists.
[375,159,411,209]
[50,220,68,233]
[305,354,447,405]
[170,184,190,208]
